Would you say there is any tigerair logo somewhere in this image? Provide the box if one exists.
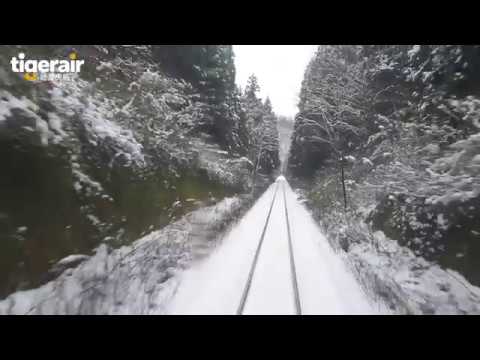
[11,52,85,82]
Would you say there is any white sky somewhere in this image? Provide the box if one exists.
[233,45,317,118]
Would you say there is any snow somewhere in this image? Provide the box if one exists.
[436,214,449,231]
[49,79,146,167]
[165,185,275,315]
[0,195,246,315]
[86,214,101,226]
[72,168,104,195]
[139,70,165,87]
[96,61,114,72]
[239,157,254,166]
[17,226,28,233]
[82,104,145,165]
[1,79,147,166]
[47,112,67,138]
[346,229,480,314]
[427,188,479,206]
[282,180,382,314]
[421,144,440,155]
[192,139,251,190]
[472,154,480,165]
[0,90,51,146]
[56,254,90,267]
[377,54,396,71]
[362,157,374,166]
[35,116,49,146]
[242,181,295,314]
[0,91,39,122]
[2,176,477,314]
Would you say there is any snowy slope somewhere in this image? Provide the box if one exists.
[0,196,249,315]
[282,180,386,314]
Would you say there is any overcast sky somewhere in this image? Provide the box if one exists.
[233,45,317,118]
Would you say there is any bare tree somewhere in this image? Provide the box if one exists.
[295,46,370,210]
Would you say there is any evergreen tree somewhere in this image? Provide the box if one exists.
[264,97,273,113]
[239,74,280,181]
[245,74,260,99]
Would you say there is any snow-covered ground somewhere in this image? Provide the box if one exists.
[0,176,392,315]
[283,179,388,314]
[0,196,248,315]
[166,177,388,315]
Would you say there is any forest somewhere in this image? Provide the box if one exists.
[0,45,279,298]
[1,45,479,315]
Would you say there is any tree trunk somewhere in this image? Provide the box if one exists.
[340,155,347,211]
[251,145,263,196]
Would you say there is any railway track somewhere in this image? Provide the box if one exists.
[237,179,301,315]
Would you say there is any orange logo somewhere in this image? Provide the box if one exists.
[24,72,38,81]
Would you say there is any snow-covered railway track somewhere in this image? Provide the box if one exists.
[237,179,302,315]
[166,176,380,315]
[236,183,279,314]
[282,181,302,315]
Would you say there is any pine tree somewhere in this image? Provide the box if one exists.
[239,73,280,187]
[245,74,260,99]
[264,97,273,114]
